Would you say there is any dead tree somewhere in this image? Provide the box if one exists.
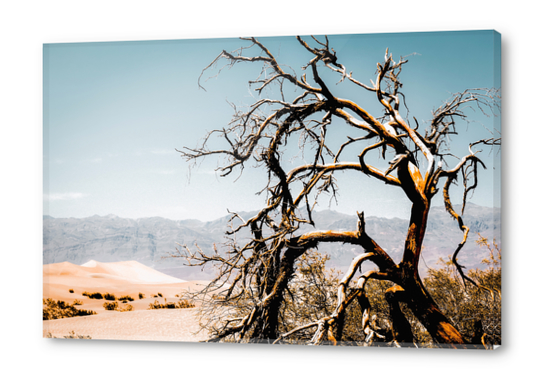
[178,36,500,348]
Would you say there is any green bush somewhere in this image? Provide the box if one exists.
[43,298,96,320]
[118,295,134,302]
[69,289,74,293]
[138,293,145,299]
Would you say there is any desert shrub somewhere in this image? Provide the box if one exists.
[157,293,163,298]
[279,250,377,344]
[118,295,134,302]
[276,239,501,347]
[63,331,92,339]
[103,292,116,301]
[218,244,499,347]
[424,235,501,346]
[43,298,96,320]
[72,299,83,306]
[103,301,119,311]
[138,293,145,299]
[119,303,133,312]
[69,289,74,293]
[82,291,103,299]
[298,241,500,347]
[177,299,195,309]
[149,300,166,309]
[148,299,195,310]
[45,331,92,339]
[100,301,133,312]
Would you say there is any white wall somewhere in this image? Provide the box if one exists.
[1,1,534,378]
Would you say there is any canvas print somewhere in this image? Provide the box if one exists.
[43,30,501,349]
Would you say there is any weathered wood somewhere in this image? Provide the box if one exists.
[178,35,500,347]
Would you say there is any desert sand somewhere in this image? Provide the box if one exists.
[43,260,211,341]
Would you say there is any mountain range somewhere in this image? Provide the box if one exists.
[43,203,500,280]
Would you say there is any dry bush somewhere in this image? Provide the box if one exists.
[148,299,195,309]
[119,303,134,312]
[43,299,96,320]
[103,293,116,301]
[220,243,499,348]
[45,331,92,339]
[103,301,119,311]
[82,291,103,299]
[424,235,501,347]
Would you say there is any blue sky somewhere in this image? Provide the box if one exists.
[43,30,500,221]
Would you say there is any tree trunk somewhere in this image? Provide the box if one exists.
[255,243,315,340]
[403,275,466,347]
[385,285,414,343]
[399,201,467,347]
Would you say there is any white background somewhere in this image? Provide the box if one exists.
[0,1,535,377]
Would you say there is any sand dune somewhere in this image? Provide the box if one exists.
[43,260,212,341]
[44,309,207,341]
[47,260,187,284]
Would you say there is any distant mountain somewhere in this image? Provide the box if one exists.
[43,203,500,279]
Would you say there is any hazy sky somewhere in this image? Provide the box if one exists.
[43,30,501,221]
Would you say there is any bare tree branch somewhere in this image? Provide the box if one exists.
[179,35,500,347]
